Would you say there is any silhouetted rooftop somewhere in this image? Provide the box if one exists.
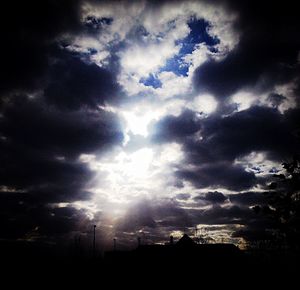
[176,234,195,247]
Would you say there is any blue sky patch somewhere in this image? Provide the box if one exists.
[85,17,113,30]
[158,18,220,77]
[139,18,221,87]
[140,74,162,88]
[188,18,219,47]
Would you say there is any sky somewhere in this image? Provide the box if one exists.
[0,0,299,250]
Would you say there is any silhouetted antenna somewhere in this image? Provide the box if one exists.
[113,238,117,251]
[170,235,174,245]
[142,231,146,245]
[93,225,96,257]
[137,236,141,247]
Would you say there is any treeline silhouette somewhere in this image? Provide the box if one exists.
[253,155,300,249]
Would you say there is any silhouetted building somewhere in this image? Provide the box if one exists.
[105,234,241,269]
[176,234,195,247]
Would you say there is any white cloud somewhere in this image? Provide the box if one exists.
[62,0,239,99]
[62,35,111,67]
[188,94,218,114]
[117,73,154,96]
[122,109,160,137]
[119,41,181,78]
[117,1,238,98]
[230,90,271,112]
[235,151,283,177]
[79,153,96,164]
[182,44,211,74]
[142,0,239,52]
[81,0,146,43]
[231,81,298,114]
[272,81,298,113]
[90,50,110,67]
[155,71,192,99]
[116,96,186,139]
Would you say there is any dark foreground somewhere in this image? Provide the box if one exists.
[0,240,298,287]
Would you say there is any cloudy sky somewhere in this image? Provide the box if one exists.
[1,0,299,250]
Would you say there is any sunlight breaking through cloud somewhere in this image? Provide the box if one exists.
[2,0,299,249]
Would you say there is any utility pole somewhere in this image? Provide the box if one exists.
[93,224,96,257]
[170,235,174,245]
[113,238,117,251]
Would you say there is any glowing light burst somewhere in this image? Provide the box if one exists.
[191,94,218,114]
[114,148,154,179]
[122,110,157,137]
[88,142,184,212]
[76,0,232,228]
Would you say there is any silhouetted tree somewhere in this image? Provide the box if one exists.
[254,155,300,249]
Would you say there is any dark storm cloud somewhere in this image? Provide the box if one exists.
[150,109,200,143]
[152,105,299,191]
[285,108,300,138]
[0,0,121,109]
[231,228,274,242]
[145,0,300,243]
[155,201,193,228]
[44,51,121,110]
[175,193,191,200]
[1,95,123,159]
[116,201,159,232]
[0,0,81,96]
[231,216,278,242]
[0,192,91,239]
[0,96,120,240]
[31,206,90,236]
[117,200,193,233]
[228,190,279,241]
[0,150,93,202]
[177,162,256,191]
[0,0,126,242]
[267,93,287,109]
[194,106,298,163]
[229,191,267,206]
[193,205,256,225]
[153,106,299,163]
[194,191,227,204]
[194,0,300,98]
[0,92,123,240]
